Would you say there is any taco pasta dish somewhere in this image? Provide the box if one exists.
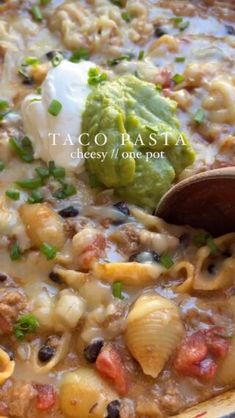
[0,0,235,417]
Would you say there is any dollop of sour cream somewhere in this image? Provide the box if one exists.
[21,60,96,171]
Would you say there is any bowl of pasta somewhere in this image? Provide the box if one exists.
[0,0,235,417]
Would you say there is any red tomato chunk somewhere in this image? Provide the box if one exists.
[35,384,57,410]
[96,344,128,395]
[174,327,230,380]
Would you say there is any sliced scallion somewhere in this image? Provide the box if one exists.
[9,137,34,163]
[15,178,42,190]
[193,108,206,124]
[31,5,43,22]
[40,242,57,260]
[10,242,22,261]
[24,56,40,66]
[0,161,5,172]
[160,253,174,269]
[69,48,89,63]
[108,54,133,66]
[5,189,20,201]
[52,166,65,179]
[48,99,62,117]
[172,73,184,84]
[122,11,131,22]
[52,52,64,67]
[88,67,107,86]
[35,166,50,180]
[112,281,124,299]
[175,56,185,62]
[28,190,44,204]
[138,50,145,60]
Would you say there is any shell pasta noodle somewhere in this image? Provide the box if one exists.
[0,349,15,385]
[0,0,235,417]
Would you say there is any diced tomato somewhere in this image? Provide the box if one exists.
[189,358,217,381]
[204,328,230,359]
[174,327,231,381]
[96,345,128,396]
[79,235,106,270]
[0,314,12,334]
[35,384,56,411]
[174,331,208,376]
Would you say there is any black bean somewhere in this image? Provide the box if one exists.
[129,250,160,264]
[22,77,34,85]
[106,400,121,418]
[46,50,65,60]
[84,339,104,363]
[207,263,216,275]
[154,26,166,38]
[58,206,79,218]
[49,271,63,285]
[179,233,191,248]
[0,273,7,282]
[222,249,232,258]
[225,25,235,36]
[0,345,14,361]
[38,345,55,362]
[113,201,130,216]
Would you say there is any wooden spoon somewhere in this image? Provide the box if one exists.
[156,167,235,237]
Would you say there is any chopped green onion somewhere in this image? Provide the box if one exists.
[5,189,20,201]
[0,99,8,111]
[160,253,174,269]
[14,313,39,341]
[48,99,62,117]
[88,67,107,86]
[18,67,33,84]
[36,86,42,94]
[110,0,122,5]
[171,16,183,25]
[193,232,218,255]
[207,237,219,256]
[175,56,185,62]
[193,108,206,124]
[9,136,34,163]
[52,166,65,179]
[122,11,131,22]
[138,50,145,60]
[69,48,90,63]
[108,54,133,66]
[48,160,56,174]
[172,73,184,84]
[53,183,76,200]
[0,100,9,122]
[28,190,44,204]
[40,242,57,260]
[10,242,22,261]
[40,0,51,5]
[52,52,64,67]
[0,161,5,172]
[15,178,42,190]
[171,16,190,31]
[112,281,124,299]
[156,84,162,92]
[31,5,43,22]
[35,166,50,180]
[193,232,211,246]
[24,56,40,66]
[179,21,190,31]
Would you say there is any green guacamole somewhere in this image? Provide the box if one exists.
[82,75,195,210]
